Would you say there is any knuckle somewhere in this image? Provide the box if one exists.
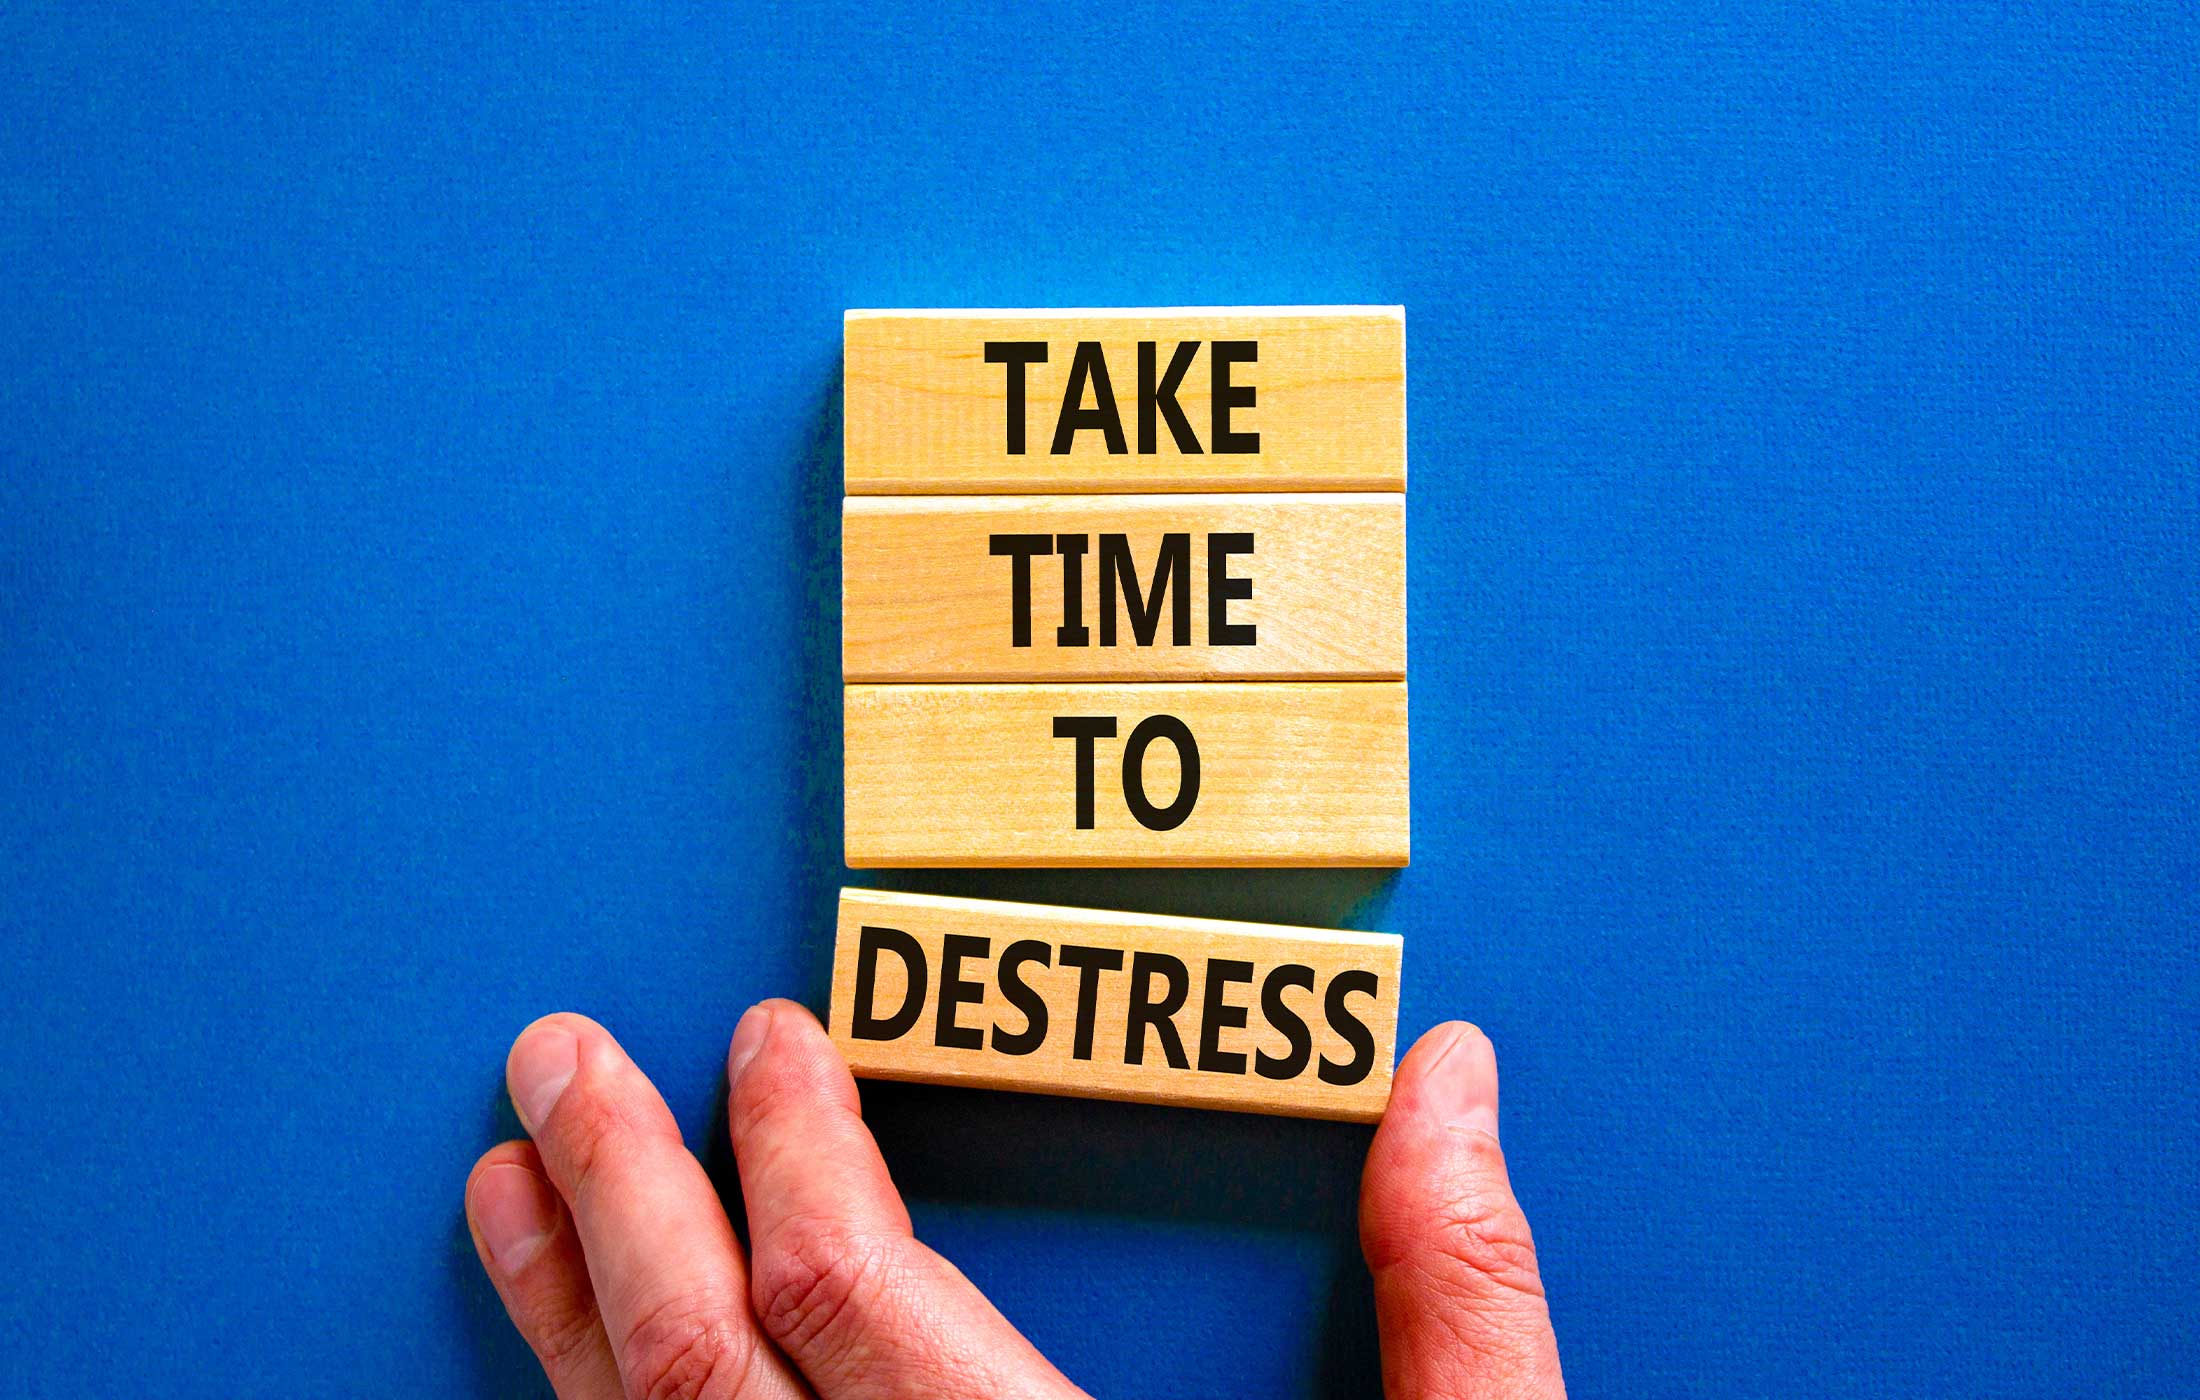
[1425,1191,1546,1304]
[619,1294,758,1400]
[750,1214,888,1358]
[549,1085,665,1202]
[527,1295,603,1381]
[1368,1135,1546,1305]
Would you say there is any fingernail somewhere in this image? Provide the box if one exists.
[508,1023,578,1132]
[727,1002,774,1085]
[472,1163,558,1274]
[1424,1023,1501,1141]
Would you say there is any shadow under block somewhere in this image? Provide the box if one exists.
[843,682,1409,867]
[843,493,1406,682]
[829,888,1402,1121]
[843,308,1405,494]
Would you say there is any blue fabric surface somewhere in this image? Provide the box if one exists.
[3,4,2195,1396]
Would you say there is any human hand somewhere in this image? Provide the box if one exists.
[466,1002,1565,1398]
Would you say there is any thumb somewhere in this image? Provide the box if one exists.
[1361,1022,1566,1399]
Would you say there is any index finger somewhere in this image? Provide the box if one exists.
[508,1012,809,1400]
[725,998,1088,1400]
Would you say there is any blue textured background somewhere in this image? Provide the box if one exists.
[3,5,2196,1396]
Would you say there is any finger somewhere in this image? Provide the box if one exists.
[464,1142,623,1400]
[1360,1023,1567,1400]
[508,1013,808,1400]
[726,998,1088,1400]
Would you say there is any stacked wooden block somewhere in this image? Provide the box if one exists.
[841,307,1410,867]
[828,308,1410,1121]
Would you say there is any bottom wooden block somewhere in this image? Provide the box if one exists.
[843,681,1410,866]
[828,887,1403,1122]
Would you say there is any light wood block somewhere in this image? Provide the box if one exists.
[843,493,1405,682]
[829,888,1401,1121]
[843,682,1409,867]
[844,308,1405,494]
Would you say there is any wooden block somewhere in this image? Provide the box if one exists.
[843,493,1406,682]
[843,307,1405,494]
[843,682,1409,866]
[828,887,1401,1121]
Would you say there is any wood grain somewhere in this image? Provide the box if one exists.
[843,682,1409,866]
[828,887,1401,1121]
[842,493,1405,681]
[843,308,1405,494]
